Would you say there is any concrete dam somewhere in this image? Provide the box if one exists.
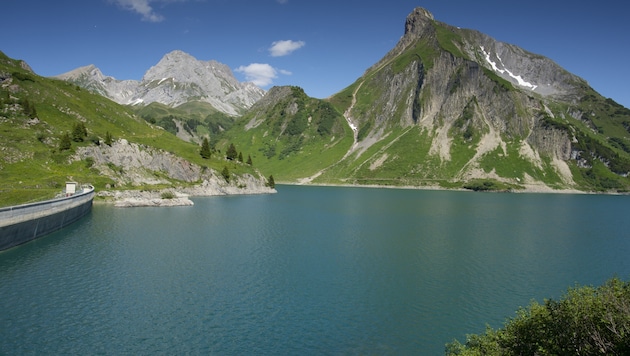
[0,183,95,251]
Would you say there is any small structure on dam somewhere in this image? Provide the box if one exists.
[0,183,95,251]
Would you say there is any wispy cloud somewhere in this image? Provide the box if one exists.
[110,0,186,22]
[235,63,290,87]
[269,40,305,57]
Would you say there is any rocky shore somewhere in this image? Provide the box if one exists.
[98,177,276,208]
[74,138,276,207]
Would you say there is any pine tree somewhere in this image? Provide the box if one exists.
[246,155,253,166]
[221,166,230,182]
[226,143,238,160]
[72,122,87,142]
[238,152,243,162]
[200,138,211,159]
[267,175,275,189]
[59,132,72,151]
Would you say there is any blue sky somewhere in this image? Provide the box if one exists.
[2,0,629,108]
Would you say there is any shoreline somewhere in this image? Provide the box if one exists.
[280,181,597,195]
[96,182,277,208]
[94,181,624,208]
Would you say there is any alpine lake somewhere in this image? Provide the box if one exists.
[1,185,629,355]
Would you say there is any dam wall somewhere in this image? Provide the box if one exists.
[0,186,95,251]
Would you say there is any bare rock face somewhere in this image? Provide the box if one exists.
[55,51,265,116]
[74,139,276,206]
[76,139,201,184]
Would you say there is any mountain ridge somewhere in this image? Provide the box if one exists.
[55,50,265,116]
[218,7,630,192]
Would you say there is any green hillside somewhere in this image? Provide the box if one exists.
[0,51,258,206]
[214,86,353,182]
[133,100,235,142]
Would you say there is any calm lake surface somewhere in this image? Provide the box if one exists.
[1,185,629,355]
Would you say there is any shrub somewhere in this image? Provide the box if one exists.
[84,157,95,168]
[161,191,175,199]
[446,277,630,355]
[463,179,500,191]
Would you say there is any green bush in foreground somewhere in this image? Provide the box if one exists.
[446,277,630,355]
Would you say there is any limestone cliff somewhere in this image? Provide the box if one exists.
[55,51,265,116]
[74,139,275,205]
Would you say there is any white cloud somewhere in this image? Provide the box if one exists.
[110,0,186,22]
[235,63,277,86]
[235,63,291,87]
[269,40,305,57]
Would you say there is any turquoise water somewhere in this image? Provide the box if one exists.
[1,185,629,354]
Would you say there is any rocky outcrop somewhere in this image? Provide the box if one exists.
[75,139,275,207]
[75,139,201,184]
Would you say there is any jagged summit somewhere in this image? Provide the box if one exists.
[55,50,265,116]
[403,7,435,37]
[57,64,101,79]
[371,7,581,100]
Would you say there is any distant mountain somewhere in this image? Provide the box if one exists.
[220,7,630,192]
[55,50,265,116]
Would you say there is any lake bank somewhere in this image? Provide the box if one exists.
[95,176,277,207]
[284,180,588,195]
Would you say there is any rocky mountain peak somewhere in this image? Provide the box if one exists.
[404,7,435,37]
[367,7,437,72]
[56,50,265,116]
[57,64,103,81]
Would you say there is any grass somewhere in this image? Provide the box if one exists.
[391,38,438,74]
[1,189,59,207]
[435,23,466,59]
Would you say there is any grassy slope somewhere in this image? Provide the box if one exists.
[215,87,353,182]
[0,51,256,206]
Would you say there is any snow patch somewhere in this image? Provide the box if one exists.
[157,77,169,85]
[480,46,537,90]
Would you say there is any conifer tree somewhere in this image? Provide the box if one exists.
[246,154,253,166]
[72,122,87,142]
[238,152,243,162]
[267,175,275,189]
[221,166,230,182]
[226,143,238,160]
[59,132,72,151]
[200,138,211,159]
